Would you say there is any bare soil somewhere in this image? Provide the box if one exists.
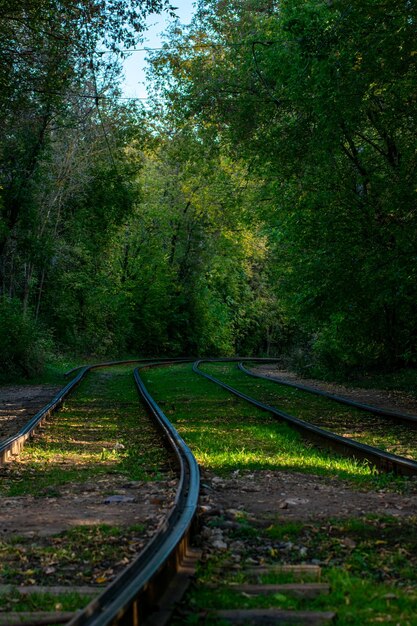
[0,474,177,537]
[199,469,417,526]
[0,385,61,440]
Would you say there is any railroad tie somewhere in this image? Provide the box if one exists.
[202,564,334,625]
[213,608,336,624]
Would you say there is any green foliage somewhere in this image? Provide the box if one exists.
[148,0,417,373]
[0,296,51,381]
[2,0,416,372]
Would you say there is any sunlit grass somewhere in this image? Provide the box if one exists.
[142,363,409,488]
[199,362,417,463]
[172,514,417,625]
[175,567,417,626]
[1,367,174,496]
[142,363,416,625]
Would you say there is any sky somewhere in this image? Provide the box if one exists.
[121,0,196,100]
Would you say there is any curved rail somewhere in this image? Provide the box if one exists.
[0,366,90,464]
[239,362,417,425]
[1,358,197,464]
[66,363,200,626]
[64,357,196,378]
[193,360,417,477]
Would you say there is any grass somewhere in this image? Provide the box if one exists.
[0,524,146,587]
[3,360,416,623]
[199,362,417,462]
[320,367,417,397]
[172,515,417,625]
[0,354,82,386]
[0,366,174,615]
[143,363,409,489]
[1,366,174,496]
[0,589,93,613]
[143,363,417,624]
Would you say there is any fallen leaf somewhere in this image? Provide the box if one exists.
[95,576,107,584]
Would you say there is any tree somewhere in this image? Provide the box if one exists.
[0,0,171,375]
[147,0,417,373]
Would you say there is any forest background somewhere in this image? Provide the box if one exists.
[0,0,416,382]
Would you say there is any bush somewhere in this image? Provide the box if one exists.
[310,313,384,380]
[0,296,52,381]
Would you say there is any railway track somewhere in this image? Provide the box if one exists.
[2,357,417,625]
[0,360,199,626]
[239,362,417,425]
[137,360,417,625]
[194,360,417,476]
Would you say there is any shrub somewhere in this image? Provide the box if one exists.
[0,296,51,381]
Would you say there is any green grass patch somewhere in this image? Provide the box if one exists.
[200,362,417,466]
[316,366,417,397]
[174,515,417,625]
[143,363,408,488]
[262,515,417,585]
[1,367,174,496]
[0,524,146,587]
[0,590,92,613]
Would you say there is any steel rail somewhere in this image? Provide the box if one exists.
[238,362,417,425]
[0,366,90,464]
[193,359,417,476]
[64,357,197,378]
[0,358,196,464]
[65,362,200,626]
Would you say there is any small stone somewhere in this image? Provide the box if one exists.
[211,539,228,550]
[104,495,135,504]
[198,505,212,514]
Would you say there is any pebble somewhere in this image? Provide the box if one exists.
[211,539,228,551]
[103,495,135,504]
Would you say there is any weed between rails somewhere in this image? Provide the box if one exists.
[203,362,417,462]
[0,589,92,614]
[0,524,146,588]
[144,363,417,625]
[172,514,417,626]
[143,363,407,488]
[0,366,176,616]
[0,367,174,496]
